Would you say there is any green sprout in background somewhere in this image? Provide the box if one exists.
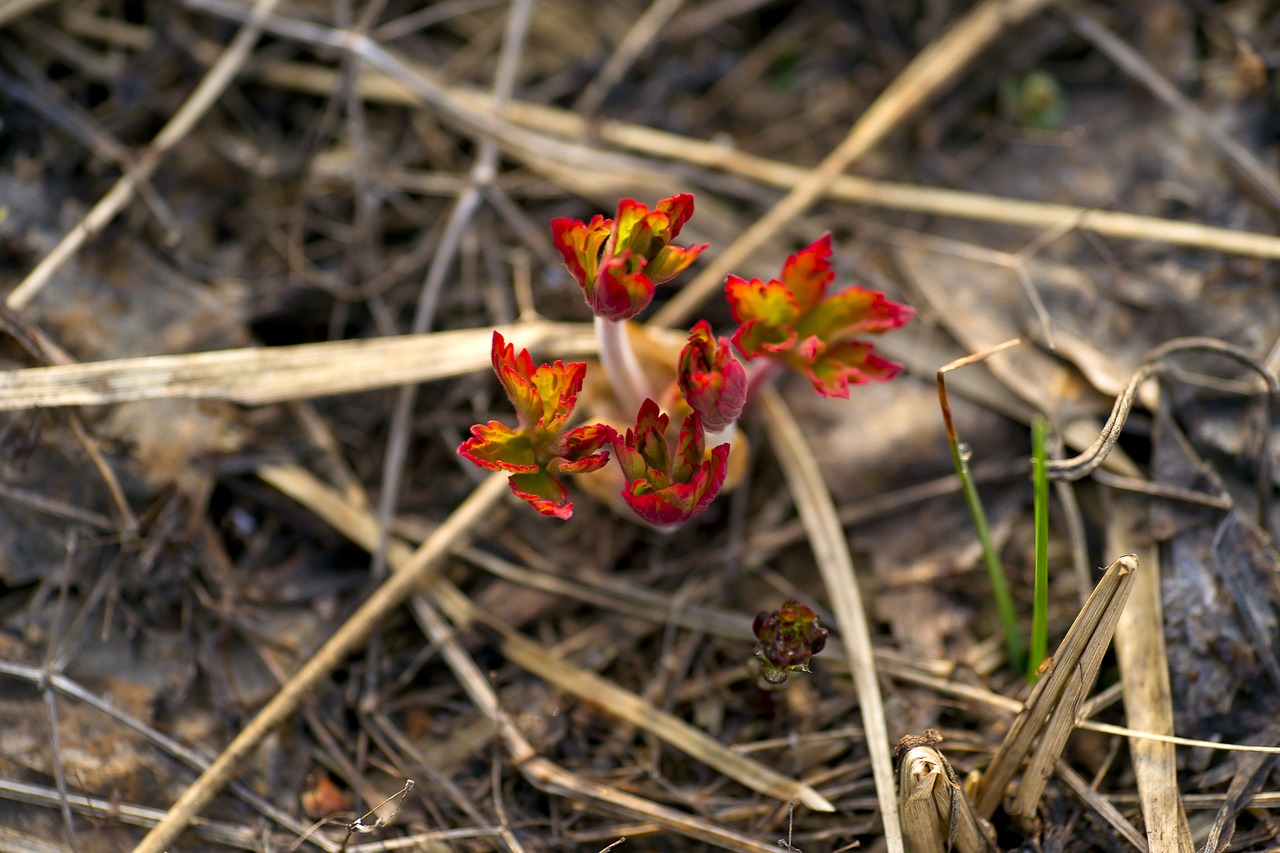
[937,340,1025,672]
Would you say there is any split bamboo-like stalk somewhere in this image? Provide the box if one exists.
[898,734,995,853]
[974,554,1140,820]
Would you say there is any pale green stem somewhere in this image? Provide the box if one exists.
[707,420,737,445]
[744,357,781,402]
[595,314,651,419]
[951,438,1024,670]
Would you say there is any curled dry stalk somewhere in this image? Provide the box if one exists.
[1046,337,1276,496]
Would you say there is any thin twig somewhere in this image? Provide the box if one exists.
[339,781,414,852]
[0,778,257,848]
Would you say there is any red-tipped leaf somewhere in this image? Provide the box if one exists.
[610,399,729,526]
[551,195,706,321]
[725,234,914,398]
[457,332,612,518]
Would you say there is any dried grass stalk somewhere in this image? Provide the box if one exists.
[1107,492,1195,853]
[0,321,594,410]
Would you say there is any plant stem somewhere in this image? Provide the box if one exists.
[936,340,1025,671]
[707,420,737,445]
[1028,415,1049,680]
[595,314,650,419]
[950,438,1024,670]
[743,358,781,404]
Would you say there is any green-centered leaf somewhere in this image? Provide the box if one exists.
[458,332,612,519]
[610,398,729,526]
[551,195,706,321]
[727,234,914,398]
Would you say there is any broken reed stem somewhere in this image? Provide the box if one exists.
[975,553,1139,820]
[898,745,948,853]
[897,737,995,853]
[937,339,1025,671]
[1028,415,1049,680]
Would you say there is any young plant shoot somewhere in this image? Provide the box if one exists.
[752,599,830,685]
[459,194,915,527]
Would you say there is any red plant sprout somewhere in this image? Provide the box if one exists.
[552,195,708,420]
[752,599,829,685]
[677,319,747,434]
[461,196,916,528]
[551,194,705,322]
[457,332,612,519]
[726,234,915,398]
[610,398,729,527]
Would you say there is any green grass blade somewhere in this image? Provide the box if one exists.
[950,438,1024,671]
[936,342,1026,672]
[1028,415,1049,679]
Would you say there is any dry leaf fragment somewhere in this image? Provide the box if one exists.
[300,771,351,818]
